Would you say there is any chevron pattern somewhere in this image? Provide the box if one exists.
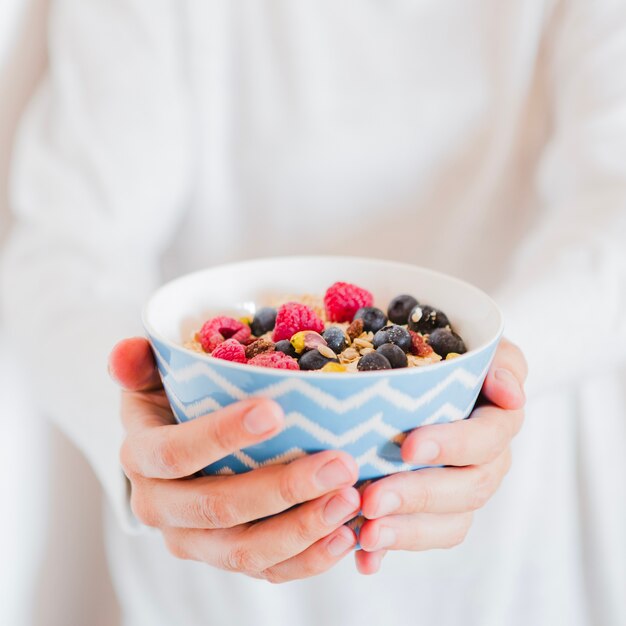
[150,335,498,480]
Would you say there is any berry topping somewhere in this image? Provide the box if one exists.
[427,328,467,358]
[409,330,435,357]
[272,302,324,342]
[199,316,252,352]
[324,282,374,323]
[210,338,247,363]
[250,307,277,337]
[387,294,419,325]
[248,351,300,370]
[244,338,275,359]
[357,352,392,371]
[322,326,348,354]
[299,349,339,371]
[290,330,327,354]
[372,325,412,352]
[407,305,450,334]
[376,343,408,369]
[353,307,388,333]
[274,339,298,358]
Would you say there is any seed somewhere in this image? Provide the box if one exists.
[341,347,359,361]
[359,347,375,355]
[353,338,373,349]
[317,345,338,360]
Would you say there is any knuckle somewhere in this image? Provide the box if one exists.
[278,468,304,506]
[119,439,137,477]
[413,483,434,513]
[445,513,473,548]
[163,532,190,561]
[487,421,510,461]
[469,466,495,511]
[292,514,317,545]
[130,489,157,527]
[223,546,264,574]
[259,569,284,585]
[211,416,239,453]
[194,492,237,529]
[152,435,184,477]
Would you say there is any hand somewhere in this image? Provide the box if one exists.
[109,337,361,583]
[355,338,527,574]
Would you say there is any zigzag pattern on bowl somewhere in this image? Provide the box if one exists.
[151,338,496,480]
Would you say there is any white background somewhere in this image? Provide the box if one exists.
[1,2,119,625]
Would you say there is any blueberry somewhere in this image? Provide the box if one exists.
[357,352,392,371]
[373,325,412,352]
[376,343,408,368]
[427,328,467,358]
[353,307,388,333]
[251,307,277,336]
[299,349,339,371]
[387,294,419,325]
[274,339,297,358]
[322,326,348,354]
[407,304,450,334]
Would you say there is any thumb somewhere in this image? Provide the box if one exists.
[108,337,162,392]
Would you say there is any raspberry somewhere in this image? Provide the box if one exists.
[248,351,300,370]
[199,316,251,352]
[324,282,373,323]
[272,302,324,342]
[211,339,247,363]
[409,330,434,357]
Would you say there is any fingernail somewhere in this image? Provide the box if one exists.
[327,528,355,556]
[411,440,440,464]
[375,491,401,517]
[243,402,282,435]
[324,490,360,524]
[494,368,524,402]
[316,458,355,490]
[374,527,396,550]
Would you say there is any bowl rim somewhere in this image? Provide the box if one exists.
[142,255,504,379]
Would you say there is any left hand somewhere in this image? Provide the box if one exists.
[355,337,527,574]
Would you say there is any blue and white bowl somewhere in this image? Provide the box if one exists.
[143,256,503,480]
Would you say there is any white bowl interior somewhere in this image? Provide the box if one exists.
[144,257,503,357]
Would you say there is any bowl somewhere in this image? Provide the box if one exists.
[143,256,503,480]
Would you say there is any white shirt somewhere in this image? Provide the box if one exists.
[2,1,626,625]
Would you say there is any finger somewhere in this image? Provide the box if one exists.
[354,549,387,575]
[259,525,357,583]
[164,487,361,574]
[480,338,527,410]
[359,511,474,552]
[120,397,284,479]
[401,404,524,466]
[361,448,512,518]
[109,337,162,392]
[133,450,358,528]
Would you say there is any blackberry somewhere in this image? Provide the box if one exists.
[322,326,348,354]
[299,349,339,371]
[387,294,419,325]
[251,307,277,337]
[427,328,467,358]
[357,352,392,371]
[274,339,297,358]
[353,307,388,333]
[407,305,450,334]
[373,325,412,352]
[376,343,408,369]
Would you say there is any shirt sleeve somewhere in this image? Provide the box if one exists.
[495,0,626,397]
[0,0,192,530]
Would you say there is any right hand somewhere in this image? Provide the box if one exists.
[108,338,360,583]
